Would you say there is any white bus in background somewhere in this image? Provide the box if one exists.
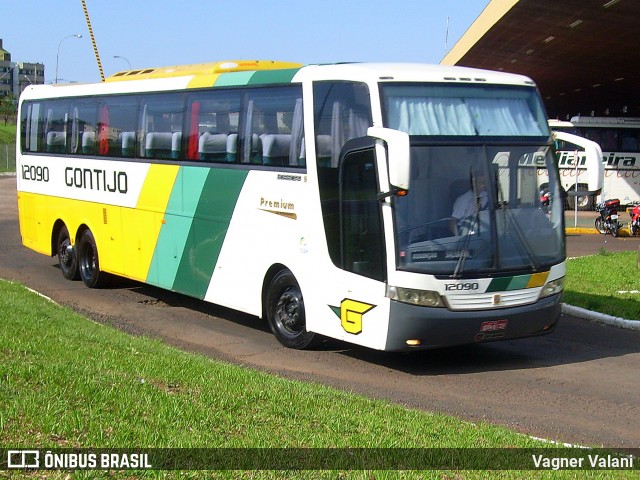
[549,116,640,209]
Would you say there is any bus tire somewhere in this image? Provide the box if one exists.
[57,225,79,280]
[77,229,111,288]
[265,269,316,349]
[567,184,594,211]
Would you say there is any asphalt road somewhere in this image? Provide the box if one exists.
[1,175,639,450]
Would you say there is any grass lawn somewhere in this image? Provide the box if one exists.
[0,123,16,144]
[0,123,16,173]
[565,250,640,320]
[1,278,632,479]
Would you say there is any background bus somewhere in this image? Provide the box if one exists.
[18,61,573,352]
[550,116,640,209]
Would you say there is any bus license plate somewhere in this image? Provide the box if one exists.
[480,320,508,332]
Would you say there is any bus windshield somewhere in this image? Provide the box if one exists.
[393,143,564,276]
[381,83,549,137]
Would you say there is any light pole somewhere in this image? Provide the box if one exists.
[55,34,82,84]
[113,55,132,70]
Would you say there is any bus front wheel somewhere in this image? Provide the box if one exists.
[57,225,79,280]
[265,269,316,349]
[77,229,111,288]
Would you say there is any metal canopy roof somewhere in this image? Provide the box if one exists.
[441,0,640,120]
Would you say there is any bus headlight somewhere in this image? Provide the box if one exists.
[386,286,445,307]
[539,277,565,298]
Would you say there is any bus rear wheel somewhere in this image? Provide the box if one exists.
[57,225,79,280]
[567,184,594,211]
[77,229,111,288]
[265,269,316,349]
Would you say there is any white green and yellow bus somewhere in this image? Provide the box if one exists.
[18,60,572,351]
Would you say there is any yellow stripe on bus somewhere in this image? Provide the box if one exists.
[187,74,222,89]
[526,271,549,288]
[120,164,180,282]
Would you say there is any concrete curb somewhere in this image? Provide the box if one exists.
[566,226,633,236]
[565,227,599,235]
[562,303,640,330]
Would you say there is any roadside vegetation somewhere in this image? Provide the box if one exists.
[0,122,16,144]
[0,122,16,173]
[1,278,633,479]
[565,250,640,320]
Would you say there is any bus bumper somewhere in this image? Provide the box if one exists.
[384,294,562,352]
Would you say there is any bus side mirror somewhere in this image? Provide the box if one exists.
[367,127,410,191]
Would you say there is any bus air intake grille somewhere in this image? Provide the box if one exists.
[445,289,542,311]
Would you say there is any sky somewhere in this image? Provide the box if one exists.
[3,0,489,84]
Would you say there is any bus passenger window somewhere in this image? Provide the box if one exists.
[621,130,640,152]
[70,99,98,155]
[141,94,184,160]
[20,102,43,153]
[185,91,241,163]
[98,97,139,158]
[242,86,304,167]
[44,101,70,154]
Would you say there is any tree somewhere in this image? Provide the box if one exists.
[0,94,17,125]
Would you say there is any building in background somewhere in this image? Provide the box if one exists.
[0,39,45,98]
[441,0,640,120]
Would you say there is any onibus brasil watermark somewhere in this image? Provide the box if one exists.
[6,450,151,470]
[2,448,637,471]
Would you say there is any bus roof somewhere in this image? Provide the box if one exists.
[106,60,303,82]
[569,116,640,127]
[548,119,574,129]
[19,62,540,102]
[293,62,538,87]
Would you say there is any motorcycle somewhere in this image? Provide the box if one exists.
[539,188,551,217]
[629,202,640,236]
[595,198,621,237]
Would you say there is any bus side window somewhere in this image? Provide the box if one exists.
[98,97,139,158]
[44,100,70,154]
[242,85,304,167]
[70,99,98,155]
[621,130,640,152]
[312,81,372,168]
[140,93,184,160]
[21,102,43,153]
[185,90,241,163]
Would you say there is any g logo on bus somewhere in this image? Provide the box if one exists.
[330,299,375,335]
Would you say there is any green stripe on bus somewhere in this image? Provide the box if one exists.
[247,68,301,85]
[507,274,531,290]
[171,168,248,299]
[485,276,515,293]
[214,71,256,87]
[485,274,540,292]
[147,167,210,289]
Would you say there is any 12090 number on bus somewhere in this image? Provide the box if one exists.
[444,282,479,291]
[21,165,50,183]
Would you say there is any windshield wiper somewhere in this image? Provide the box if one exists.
[495,177,540,271]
